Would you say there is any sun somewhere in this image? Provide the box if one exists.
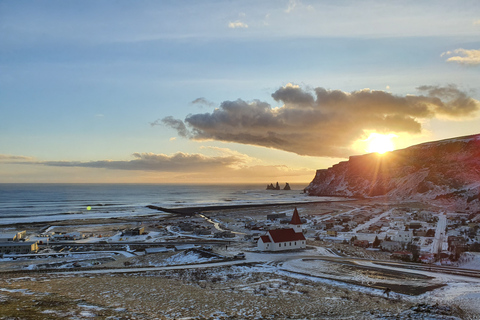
[365,133,396,154]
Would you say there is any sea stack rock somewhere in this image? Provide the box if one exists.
[284,183,291,190]
[275,182,280,190]
[266,183,275,190]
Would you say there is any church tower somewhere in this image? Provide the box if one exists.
[289,207,303,233]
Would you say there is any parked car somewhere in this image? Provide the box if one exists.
[234,252,245,259]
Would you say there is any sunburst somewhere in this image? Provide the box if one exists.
[365,133,396,154]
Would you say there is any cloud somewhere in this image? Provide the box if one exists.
[191,97,215,107]
[284,0,314,14]
[285,0,298,13]
[474,20,480,25]
[0,154,34,161]
[441,48,480,65]
[34,152,248,172]
[228,21,248,29]
[416,85,479,117]
[10,151,311,180]
[153,116,190,138]
[162,84,479,158]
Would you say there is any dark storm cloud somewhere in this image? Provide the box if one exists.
[162,84,479,157]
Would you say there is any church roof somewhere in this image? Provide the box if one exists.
[259,235,271,243]
[268,228,306,243]
[289,207,302,225]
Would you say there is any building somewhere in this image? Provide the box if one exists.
[51,232,85,241]
[353,239,370,248]
[326,230,338,237]
[0,230,27,242]
[380,241,402,252]
[0,241,38,254]
[392,251,413,261]
[267,213,286,221]
[257,208,306,251]
[393,230,413,243]
[124,227,145,236]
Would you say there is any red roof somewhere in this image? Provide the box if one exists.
[259,235,271,243]
[290,207,302,225]
[268,228,306,243]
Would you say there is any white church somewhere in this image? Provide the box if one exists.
[257,208,306,251]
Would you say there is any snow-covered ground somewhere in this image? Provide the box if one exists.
[457,252,480,270]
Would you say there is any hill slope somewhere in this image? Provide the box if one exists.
[305,134,480,211]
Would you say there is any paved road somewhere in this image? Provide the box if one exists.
[432,212,447,255]
[47,249,480,281]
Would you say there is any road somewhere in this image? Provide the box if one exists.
[432,212,447,255]
[47,249,480,282]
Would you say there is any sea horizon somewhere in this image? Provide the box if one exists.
[0,182,325,226]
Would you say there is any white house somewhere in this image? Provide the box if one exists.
[257,208,306,251]
[393,230,413,243]
[380,241,402,252]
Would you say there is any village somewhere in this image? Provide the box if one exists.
[2,200,480,318]
[0,199,479,269]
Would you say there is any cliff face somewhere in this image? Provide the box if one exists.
[306,134,480,211]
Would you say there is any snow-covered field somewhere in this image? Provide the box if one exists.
[0,257,476,319]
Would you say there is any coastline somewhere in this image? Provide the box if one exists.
[147,198,357,216]
[0,198,357,229]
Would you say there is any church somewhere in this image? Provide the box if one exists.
[257,208,306,251]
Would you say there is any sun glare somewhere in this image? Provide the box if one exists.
[365,133,396,154]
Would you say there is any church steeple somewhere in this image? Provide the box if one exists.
[289,207,303,233]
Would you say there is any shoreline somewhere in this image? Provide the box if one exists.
[147,198,357,216]
[0,198,358,229]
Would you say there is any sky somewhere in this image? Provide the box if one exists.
[1,0,479,184]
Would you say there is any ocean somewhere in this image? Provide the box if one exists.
[0,183,326,225]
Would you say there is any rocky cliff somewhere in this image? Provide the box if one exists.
[305,134,480,211]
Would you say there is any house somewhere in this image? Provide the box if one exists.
[0,241,38,254]
[257,208,306,252]
[51,232,85,241]
[392,251,413,261]
[353,240,370,248]
[420,253,435,264]
[267,213,286,221]
[380,241,402,252]
[318,220,335,230]
[418,211,433,222]
[409,221,423,230]
[393,230,413,243]
[326,230,338,237]
[0,230,27,242]
[124,227,145,236]
[214,231,235,238]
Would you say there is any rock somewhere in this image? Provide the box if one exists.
[284,183,291,190]
[305,133,480,212]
